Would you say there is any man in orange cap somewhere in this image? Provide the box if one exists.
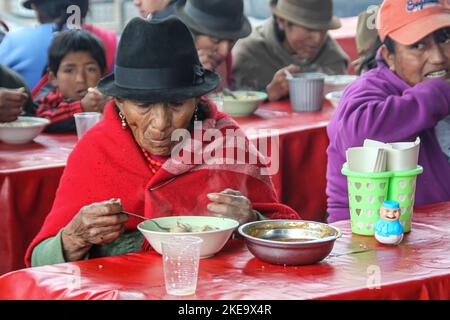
[377,0,450,86]
[326,0,450,222]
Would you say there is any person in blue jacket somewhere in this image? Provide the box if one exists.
[0,0,89,89]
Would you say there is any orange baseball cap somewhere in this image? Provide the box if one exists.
[377,0,450,45]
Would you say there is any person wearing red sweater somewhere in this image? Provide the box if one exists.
[26,17,300,267]
[35,29,108,132]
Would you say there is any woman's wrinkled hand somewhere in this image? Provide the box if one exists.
[207,189,256,225]
[266,64,300,102]
[62,198,128,261]
[0,87,27,122]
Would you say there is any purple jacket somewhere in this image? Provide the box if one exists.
[326,62,450,222]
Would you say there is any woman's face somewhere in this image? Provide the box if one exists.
[116,98,197,156]
[195,35,236,67]
[383,28,450,86]
[133,0,170,18]
[277,18,327,60]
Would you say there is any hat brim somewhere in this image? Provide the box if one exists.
[174,0,252,39]
[97,70,220,102]
[389,13,450,46]
[22,0,33,9]
[271,5,341,30]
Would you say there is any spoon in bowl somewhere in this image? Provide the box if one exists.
[223,88,238,100]
[121,211,171,232]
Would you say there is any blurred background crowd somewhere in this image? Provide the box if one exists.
[1,0,382,33]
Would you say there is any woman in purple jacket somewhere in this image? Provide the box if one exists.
[326,0,450,222]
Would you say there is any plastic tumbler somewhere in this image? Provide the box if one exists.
[74,112,102,140]
[207,92,223,112]
[162,236,203,296]
[342,164,392,235]
[386,166,423,233]
[342,164,423,235]
[288,72,325,112]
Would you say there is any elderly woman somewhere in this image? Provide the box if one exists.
[174,0,251,88]
[26,17,299,267]
[326,0,450,222]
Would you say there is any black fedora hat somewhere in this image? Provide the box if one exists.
[174,0,251,40]
[22,0,86,9]
[97,17,220,102]
[22,0,44,9]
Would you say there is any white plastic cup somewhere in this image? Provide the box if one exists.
[74,112,101,140]
[288,73,325,112]
[161,236,203,296]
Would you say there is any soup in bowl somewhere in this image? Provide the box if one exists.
[138,216,239,258]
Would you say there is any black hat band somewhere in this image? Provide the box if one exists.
[184,1,243,33]
[114,65,204,90]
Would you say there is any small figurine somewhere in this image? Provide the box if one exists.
[374,200,404,245]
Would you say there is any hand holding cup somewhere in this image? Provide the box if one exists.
[266,64,301,101]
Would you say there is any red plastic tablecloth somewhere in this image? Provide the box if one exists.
[0,202,448,300]
[238,101,333,221]
[0,134,77,275]
[0,102,333,275]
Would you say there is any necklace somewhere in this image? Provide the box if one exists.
[141,147,164,174]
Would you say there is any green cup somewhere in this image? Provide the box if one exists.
[342,165,392,235]
[387,166,423,233]
[342,164,423,235]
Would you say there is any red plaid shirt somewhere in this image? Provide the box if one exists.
[36,89,83,123]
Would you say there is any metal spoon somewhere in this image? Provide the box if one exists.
[121,211,170,232]
[223,88,238,100]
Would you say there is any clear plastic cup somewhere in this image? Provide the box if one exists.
[74,112,102,140]
[161,236,203,296]
[288,72,325,112]
[207,92,223,112]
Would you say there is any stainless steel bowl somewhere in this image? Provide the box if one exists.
[238,220,342,266]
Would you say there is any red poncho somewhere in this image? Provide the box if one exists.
[25,100,300,266]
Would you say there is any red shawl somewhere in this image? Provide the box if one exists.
[25,100,300,266]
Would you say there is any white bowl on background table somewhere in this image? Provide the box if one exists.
[325,91,344,108]
[0,116,50,144]
[324,75,358,95]
[222,91,267,117]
